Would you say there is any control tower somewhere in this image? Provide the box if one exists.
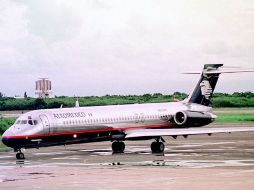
[35,78,52,98]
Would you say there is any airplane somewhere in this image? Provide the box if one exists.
[2,64,254,159]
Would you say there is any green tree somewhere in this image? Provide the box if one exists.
[34,98,47,109]
[142,94,152,102]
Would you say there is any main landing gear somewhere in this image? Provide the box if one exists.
[151,139,165,153]
[112,141,125,153]
[111,139,165,154]
[15,149,25,160]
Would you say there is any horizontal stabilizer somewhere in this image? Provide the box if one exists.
[184,66,254,75]
[204,70,254,74]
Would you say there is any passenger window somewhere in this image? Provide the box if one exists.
[33,120,38,125]
[16,120,21,124]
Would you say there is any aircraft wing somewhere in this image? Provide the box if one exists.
[125,127,254,139]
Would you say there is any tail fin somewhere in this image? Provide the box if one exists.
[184,64,254,106]
[185,64,223,106]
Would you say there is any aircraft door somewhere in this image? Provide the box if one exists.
[39,115,50,134]
[140,113,145,123]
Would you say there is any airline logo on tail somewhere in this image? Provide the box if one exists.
[200,80,213,99]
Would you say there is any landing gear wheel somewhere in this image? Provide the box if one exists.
[112,141,125,153]
[16,152,25,160]
[151,142,165,153]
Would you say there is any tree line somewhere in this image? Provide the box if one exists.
[0,92,254,111]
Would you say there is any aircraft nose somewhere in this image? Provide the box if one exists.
[1,129,15,148]
[1,136,9,147]
[2,128,15,137]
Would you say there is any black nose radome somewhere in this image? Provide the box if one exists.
[2,137,11,147]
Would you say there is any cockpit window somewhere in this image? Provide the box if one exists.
[27,120,38,125]
[33,120,38,125]
[28,119,33,125]
[15,118,38,125]
[21,120,27,124]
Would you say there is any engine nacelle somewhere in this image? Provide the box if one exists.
[174,111,215,127]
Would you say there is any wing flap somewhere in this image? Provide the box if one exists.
[125,127,254,139]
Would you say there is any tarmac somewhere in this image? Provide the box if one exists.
[0,123,254,190]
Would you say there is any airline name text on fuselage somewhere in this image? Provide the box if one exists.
[53,112,93,119]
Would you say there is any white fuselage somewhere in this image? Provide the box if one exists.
[2,101,214,149]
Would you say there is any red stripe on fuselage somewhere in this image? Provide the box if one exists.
[3,123,176,139]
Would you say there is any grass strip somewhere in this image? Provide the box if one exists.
[216,113,254,123]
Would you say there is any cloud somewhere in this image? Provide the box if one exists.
[0,0,253,96]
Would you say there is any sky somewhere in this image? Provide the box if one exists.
[0,0,253,97]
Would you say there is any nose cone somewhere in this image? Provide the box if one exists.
[2,128,27,149]
[1,129,15,148]
[1,136,9,147]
